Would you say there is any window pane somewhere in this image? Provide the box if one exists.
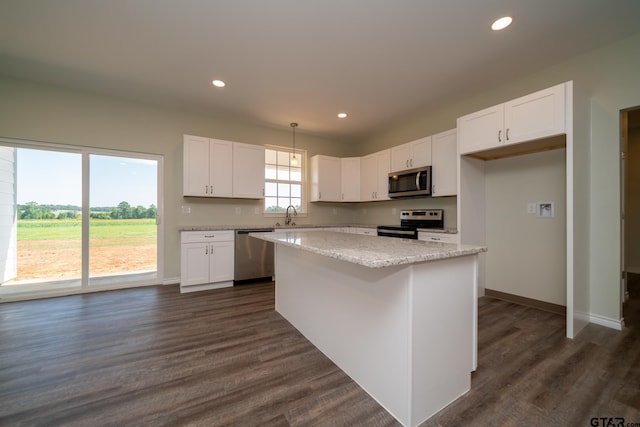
[277,166,290,181]
[277,151,290,166]
[265,164,277,180]
[265,149,277,165]
[265,197,278,211]
[265,182,277,197]
[291,184,301,197]
[291,198,301,209]
[277,198,290,209]
[290,167,302,182]
[278,183,290,197]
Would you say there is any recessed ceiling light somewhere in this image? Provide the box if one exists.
[337,113,348,118]
[212,79,226,88]
[491,16,513,31]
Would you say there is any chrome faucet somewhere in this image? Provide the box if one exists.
[285,205,298,226]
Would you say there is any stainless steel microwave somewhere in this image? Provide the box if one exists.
[388,166,432,198]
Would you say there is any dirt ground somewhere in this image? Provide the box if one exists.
[15,240,156,281]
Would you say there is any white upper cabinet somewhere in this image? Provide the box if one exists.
[391,136,432,172]
[360,149,391,201]
[459,83,566,155]
[310,155,341,202]
[340,157,361,202]
[503,83,566,145]
[431,129,457,197]
[209,139,233,198]
[183,135,233,197]
[183,135,211,197]
[233,142,264,199]
[183,135,262,199]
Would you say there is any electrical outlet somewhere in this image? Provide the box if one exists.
[254,207,260,215]
[362,208,368,215]
[235,207,241,215]
[332,208,337,215]
[392,207,397,215]
[527,203,536,214]
[181,205,191,214]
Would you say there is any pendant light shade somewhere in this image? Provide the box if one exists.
[290,123,299,166]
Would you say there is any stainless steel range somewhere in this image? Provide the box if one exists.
[377,209,444,239]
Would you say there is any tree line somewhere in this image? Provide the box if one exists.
[18,202,157,220]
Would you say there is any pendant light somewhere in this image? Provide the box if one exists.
[290,122,299,166]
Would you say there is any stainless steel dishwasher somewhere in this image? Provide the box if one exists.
[234,229,275,283]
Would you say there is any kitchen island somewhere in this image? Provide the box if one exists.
[251,230,486,426]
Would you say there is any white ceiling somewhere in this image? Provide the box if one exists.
[1,0,639,142]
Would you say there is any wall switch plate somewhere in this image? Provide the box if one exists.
[181,205,191,214]
[527,203,536,214]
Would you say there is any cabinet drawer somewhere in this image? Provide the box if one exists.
[181,230,234,243]
[418,232,459,244]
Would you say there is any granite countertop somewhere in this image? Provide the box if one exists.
[179,224,380,232]
[250,230,485,269]
[180,224,458,234]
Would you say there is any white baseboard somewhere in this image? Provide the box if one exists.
[588,313,623,331]
[162,277,180,285]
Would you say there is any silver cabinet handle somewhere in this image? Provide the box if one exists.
[498,130,502,142]
[372,191,375,199]
[205,245,208,255]
[342,193,344,200]
[410,159,413,167]
[506,128,510,141]
[205,184,208,194]
[374,191,377,198]
[204,234,215,238]
[406,159,409,168]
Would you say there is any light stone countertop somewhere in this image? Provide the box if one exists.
[179,224,377,232]
[250,230,485,269]
[180,224,458,234]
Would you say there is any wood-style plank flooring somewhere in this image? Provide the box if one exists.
[0,279,639,426]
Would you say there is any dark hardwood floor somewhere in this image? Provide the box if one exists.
[0,280,638,426]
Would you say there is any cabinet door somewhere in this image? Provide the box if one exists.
[233,142,265,198]
[504,83,566,145]
[360,153,377,201]
[431,129,457,197]
[410,136,432,168]
[210,139,233,198]
[391,142,412,172]
[310,155,341,201]
[458,104,504,155]
[210,240,234,283]
[340,157,361,201]
[180,242,210,286]
[183,135,210,197]
[376,149,391,200]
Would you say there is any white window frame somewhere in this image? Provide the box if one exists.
[263,145,307,217]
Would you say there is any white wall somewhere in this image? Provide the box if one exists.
[485,149,566,305]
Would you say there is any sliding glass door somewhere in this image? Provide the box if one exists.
[0,141,162,299]
[88,154,158,286]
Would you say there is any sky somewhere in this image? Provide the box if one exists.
[17,148,157,207]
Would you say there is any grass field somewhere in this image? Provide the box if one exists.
[14,219,157,282]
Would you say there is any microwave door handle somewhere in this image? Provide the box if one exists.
[416,171,421,190]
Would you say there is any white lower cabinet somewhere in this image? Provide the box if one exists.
[418,231,460,244]
[180,230,234,293]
